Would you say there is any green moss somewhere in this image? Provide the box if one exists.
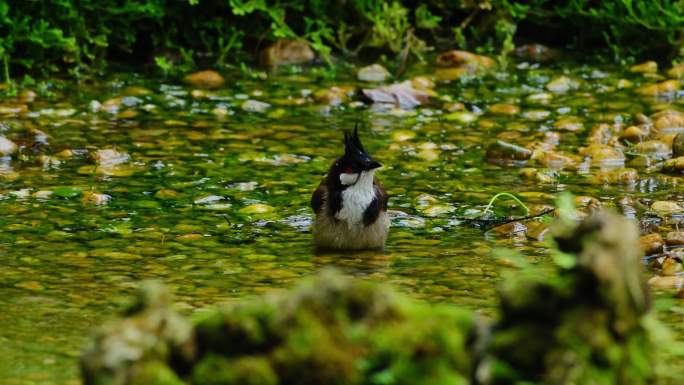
[129,361,186,385]
[191,355,278,385]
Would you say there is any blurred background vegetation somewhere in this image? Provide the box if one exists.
[3,0,684,81]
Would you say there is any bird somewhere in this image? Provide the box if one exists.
[310,126,389,250]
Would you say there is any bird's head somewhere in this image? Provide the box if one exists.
[332,125,382,186]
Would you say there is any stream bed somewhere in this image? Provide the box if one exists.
[1,56,683,384]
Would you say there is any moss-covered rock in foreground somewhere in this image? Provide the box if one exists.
[484,212,653,385]
[81,270,480,385]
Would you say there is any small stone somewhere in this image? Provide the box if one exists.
[357,64,391,82]
[666,232,684,246]
[526,93,553,104]
[260,39,314,67]
[241,100,271,113]
[673,133,684,157]
[83,192,112,205]
[653,110,684,133]
[651,200,684,215]
[553,116,584,132]
[239,203,274,214]
[486,140,532,163]
[93,149,130,167]
[580,144,624,166]
[314,86,354,106]
[194,195,224,205]
[639,233,663,255]
[183,70,225,89]
[155,189,182,200]
[18,89,38,103]
[416,148,440,161]
[620,126,647,142]
[522,110,551,121]
[648,275,684,289]
[444,111,477,124]
[436,50,495,71]
[667,62,684,78]
[637,79,680,96]
[662,156,684,173]
[662,257,684,276]
[633,140,671,159]
[392,130,416,142]
[629,61,658,74]
[0,136,17,155]
[546,76,579,93]
[592,168,638,185]
[489,103,520,115]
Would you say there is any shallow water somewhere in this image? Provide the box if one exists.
[1,59,683,384]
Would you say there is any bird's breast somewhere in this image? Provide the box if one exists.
[335,185,376,227]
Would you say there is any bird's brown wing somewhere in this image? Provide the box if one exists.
[311,180,327,214]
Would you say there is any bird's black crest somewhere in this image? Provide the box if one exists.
[344,123,366,156]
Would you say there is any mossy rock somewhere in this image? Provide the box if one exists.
[192,355,277,385]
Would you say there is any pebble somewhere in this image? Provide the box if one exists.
[639,233,664,255]
[651,200,684,215]
[239,204,274,214]
[260,39,314,67]
[0,136,17,155]
[629,61,657,74]
[666,232,684,246]
[183,70,225,89]
[357,64,390,82]
[546,76,579,93]
[241,100,271,113]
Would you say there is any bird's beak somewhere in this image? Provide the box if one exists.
[368,160,382,170]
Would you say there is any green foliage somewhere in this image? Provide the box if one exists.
[3,0,684,79]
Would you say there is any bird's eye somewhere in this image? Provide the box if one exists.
[344,166,353,173]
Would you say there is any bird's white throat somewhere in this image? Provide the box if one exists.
[336,170,376,227]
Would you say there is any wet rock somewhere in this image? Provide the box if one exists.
[620,125,648,142]
[653,110,684,133]
[580,144,625,166]
[183,70,225,89]
[673,133,684,157]
[485,140,532,164]
[241,100,271,113]
[666,62,684,78]
[18,89,38,103]
[362,80,431,109]
[491,221,527,238]
[490,212,653,385]
[591,168,638,185]
[489,103,519,115]
[435,50,494,80]
[629,61,658,74]
[83,192,112,206]
[239,204,274,214]
[662,156,684,173]
[80,282,194,385]
[546,76,579,93]
[531,151,580,170]
[391,130,415,142]
[93,149,130,167]
[636,79,679,96]
[519,168,558,183]
[260,39,314,67]
[648,275,684,289]
[661,255,683,276]
[0,103,28,116]
[444,111,477,123]
[357,64,390,82]
[633,140,671,159]
[514,44,560,62]
[525,93,553,105]
[525,221,550,241]
[651,200,684,215]
[639,233,664,255]
[553,116,584,132]
[666,231,684,246]
[314,86,355,106]
[0,136,17,155]
[522,109,551,121]
[436,50,495,70]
